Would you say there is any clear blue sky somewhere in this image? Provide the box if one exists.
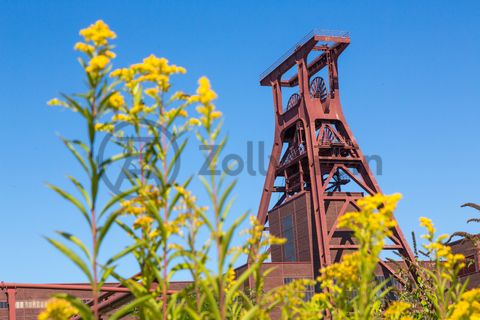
[1,0,480,283]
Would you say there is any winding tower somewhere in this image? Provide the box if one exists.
[257,30,414,280]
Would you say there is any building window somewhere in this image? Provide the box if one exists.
[0,301,8,309]
[283,278,314,301]
[374,276,401,300]
[282,215,296,261]
[459,255,477,277]
[15,300,48,309]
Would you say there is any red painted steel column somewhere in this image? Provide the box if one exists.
[6,288,16,320]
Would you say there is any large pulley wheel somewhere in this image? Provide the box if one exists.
[310,77,328,102]
[286,93,301,110]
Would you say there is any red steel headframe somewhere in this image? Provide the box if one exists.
[257,29,414,277]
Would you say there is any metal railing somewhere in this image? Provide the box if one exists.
[259,29,350,81]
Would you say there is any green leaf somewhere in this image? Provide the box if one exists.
[99,152,134,172]
[99,186,138,218]
[97,90,116,114]
[67,176,92,209]
[96,209,122,255]
[60,137,90,177]
[184,306,203,320]
[168,177,192,213]
[56,231,91,261]
[105,241,145,266]
[47,183,91,227]
[60,93,88,118]
[167,138,188,176]
[45,237,93,283]
[107,295,153,320]
[199,278,221,319]
[221,211,249,261]
[115,219,139,241]
[98,265,115,288]
[219,181,237,219]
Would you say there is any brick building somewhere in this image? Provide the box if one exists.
[0,234,480,320]
[449,236,480,288]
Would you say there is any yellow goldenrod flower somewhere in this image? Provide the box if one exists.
[38,298,78,320]
[108,92,125,110]
[73,42,94,55]
[47,98,63,106]
[164,107,188,120]
[79,20,116,46]
[211,110,222,119]
[133,215,154,230]
[319,251,360,293]
[85,55,110,74]
[384,301,411,319]
[174,185,186,195]
[111,113,131,122]
[145,87,158,97]
[110,67,134,83]
[94,123,114,133]
[127,54,187,92]
[338,193,401,253]
[448,288,480,320]
[196,105,208,115]
[149,229,160,238]
[267,233,287,246]
[104,50,116,59]
[188,118,201,126]
[121,202,145,215]
[130,103,148,115]
[170,91,189,101]
[225,267,236,291]
[420,216,436,235]
[196,76,217,104]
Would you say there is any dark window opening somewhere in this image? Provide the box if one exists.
[283,277,314,301]
[459,255,477,277]
[282,215,296,261]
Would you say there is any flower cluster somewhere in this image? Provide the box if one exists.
[420,217,465,281]
[130,55,186,91]
[312,194,404,318]
[108,55,195,129]
[245,216,285,249]
[75,20,116,76]
[191,77,221,130]
[79,20,116,46]
[111,54,185,92]
[420,216,436,235]
[339,193,401,257]
[318,251,360,293]
[38,298,78,320]
[384,301,412,320]
[448,288,480,320]
[120,185,163,234]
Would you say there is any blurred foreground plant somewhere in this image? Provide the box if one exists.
[394,217,471,319]
[42,20,480,320]
[44,20,293,320]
